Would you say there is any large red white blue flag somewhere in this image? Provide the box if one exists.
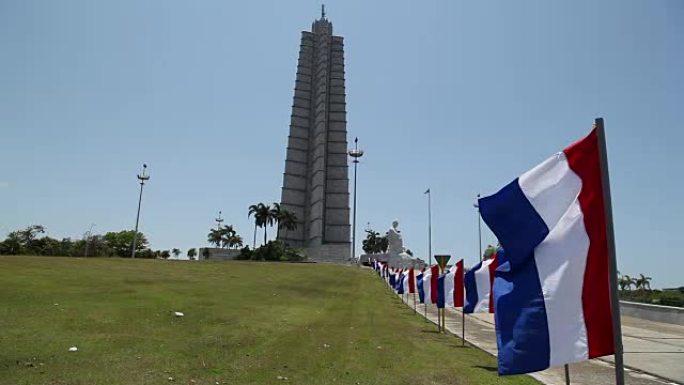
[478,130,614,375]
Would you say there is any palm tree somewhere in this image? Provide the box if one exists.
[172,248,181,259]
[255,203,273,246]
[270,203,282,229]
[248,204,262,248]
[636,274,652,291]
[619,275,631,291]
[623,275,637,291]
[207,228,222,247]
[187,248,197,260]
[277,208,298,242]
[249,203,274,247]
[229,234,243,249]
[220,225,237,248]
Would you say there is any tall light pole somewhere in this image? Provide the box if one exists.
[84,223,96,257]
[348,137,364,264]
[131,164,150,258]
[425,188,432,266]
[215,210,224,231]
[474,194,482,261]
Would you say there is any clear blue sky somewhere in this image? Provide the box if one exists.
[1,1,682,287]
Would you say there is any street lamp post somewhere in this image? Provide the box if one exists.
[215,210,224,231]
[131,164,150,258]
[84,223,96,257]
[348,137,364,265]
[425,188,432,266]
[474,194,482,261]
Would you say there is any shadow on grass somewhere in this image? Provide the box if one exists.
[474,365,498,372]
[421,329,440,334]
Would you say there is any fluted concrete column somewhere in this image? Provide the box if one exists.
[278,16,350,262]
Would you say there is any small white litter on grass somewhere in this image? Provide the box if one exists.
[323,343,330,348]
[174,312,184,317]
[68,346,78,352]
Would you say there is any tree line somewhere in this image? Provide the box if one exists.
[0,224,183,259]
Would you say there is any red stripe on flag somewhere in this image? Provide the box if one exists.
[488,253,498,313]
[454,259,464,307]
[408,268,416,294]
[564,129,615,359]
[430,265,439,304]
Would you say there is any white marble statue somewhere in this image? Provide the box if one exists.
[386,220,415,268]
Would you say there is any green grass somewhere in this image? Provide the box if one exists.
[0,256,539,385]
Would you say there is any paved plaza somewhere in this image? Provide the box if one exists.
[397,292,684,385]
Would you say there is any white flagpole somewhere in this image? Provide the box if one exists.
[595,117,625,385]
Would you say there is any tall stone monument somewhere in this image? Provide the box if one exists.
[277,10,351,262]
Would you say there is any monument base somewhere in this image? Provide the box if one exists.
[360,253,419,269]
[303,243,351,263]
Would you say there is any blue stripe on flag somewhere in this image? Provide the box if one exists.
[494,247,550,375]
[417,274,425,303]
[436,274,445,308]
[479,178,549,269]
[463,261,483,314]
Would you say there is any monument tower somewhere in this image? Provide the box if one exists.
[277,7,351,262]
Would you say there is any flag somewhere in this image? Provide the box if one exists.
[424,188,430,194]
[388,269,396,288]
[422,268,432,304]
[443,264,458,308]
[479,129,614,375]
[408,268,416,294]
[401,269,410,294]
[436,272,446,309]
[429,265,439,304]
[417,271,425,303]
[397,272,405,295]
[452,259,464,307]
[464,253,498,314]
[394,269,404,292]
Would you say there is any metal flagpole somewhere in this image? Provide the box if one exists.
[595,117,625,385]
[462,310,465,346]
[475,195,483,261]
[441,307,446,334]
[426,189,432,267]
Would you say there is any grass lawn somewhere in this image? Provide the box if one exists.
[0,256,539,385]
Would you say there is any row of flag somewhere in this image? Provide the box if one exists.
[373,256,494,315]
[370,126,621,379]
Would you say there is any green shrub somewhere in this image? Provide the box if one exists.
[242,241,306,262]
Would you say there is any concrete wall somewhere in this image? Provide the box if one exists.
[197,248,241,261]
[620,300,684,326]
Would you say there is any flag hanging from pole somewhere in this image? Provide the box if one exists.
[408,268,416,294]
[429,265,439,304]
[479,129,614,375]
[452,259,464,308]
[417,270,425,303]
[464,254,498,314]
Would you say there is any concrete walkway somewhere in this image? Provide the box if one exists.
[396,292,684,385]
